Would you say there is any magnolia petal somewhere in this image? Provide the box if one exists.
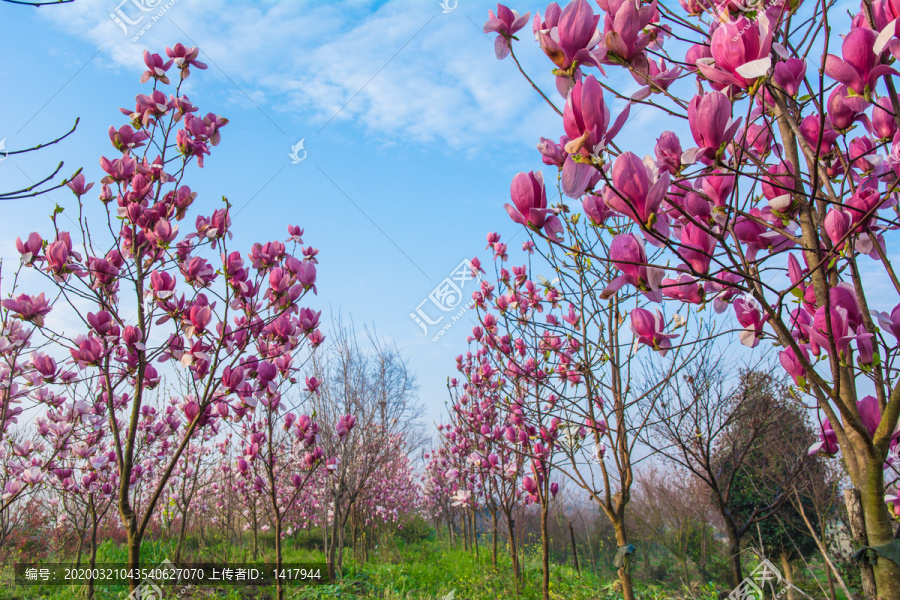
[735,57,772,79]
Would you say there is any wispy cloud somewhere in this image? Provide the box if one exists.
[40,0,561,150]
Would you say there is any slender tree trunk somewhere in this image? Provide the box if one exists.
[569,521,580,575]
[173,508,190,564]
[780,550,796,600]
[86,496,98,600]
[725,524,742,588]
[540,500,550,600]
[472,505,479,560]
[504,509,520,594]
[126,530,141,596]
[274,516,284,600]
[613,519,635,600]
[492,510,498,568]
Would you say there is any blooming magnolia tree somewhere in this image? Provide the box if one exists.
[483,0,900,595]
[2,43,323,597]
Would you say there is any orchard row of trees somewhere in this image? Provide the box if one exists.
[0,45,423,600]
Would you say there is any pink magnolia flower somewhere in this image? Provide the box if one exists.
[166,43,208,79]
[65,173,94,197]
[16,232,43,266]
[697,16,773,90]
[594,0,660,64]
[684,91,741,164]
[533,0,600,74]
[602,234,664,302]
[2,293,52,326]
[654,131,682,175]
[872,96,898,140]
[140,51,173,84]
[603,151,670,230]
[808,418,839,456]
[772,58,806,97]
[562,75,631,161]
[827,85,871,131]
[825,27,898,99]
[678,222,717,275]
[779,344,810,386]
[483,4,531,59]
[734,294,768,348]
[630,307,678,355]
[824,208,853,250]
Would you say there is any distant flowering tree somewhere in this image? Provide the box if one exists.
[482,0,900,595]
[2,43,323,598]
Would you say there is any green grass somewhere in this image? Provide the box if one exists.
[0,532,844,600]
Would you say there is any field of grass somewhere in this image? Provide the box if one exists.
[0,527,851,600]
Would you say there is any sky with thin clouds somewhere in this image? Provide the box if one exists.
[1,0,889,431]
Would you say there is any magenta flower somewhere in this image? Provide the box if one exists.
[15,232,43,266]
[603,151,670,229]
[2,293,52,326]
[140,51,173,85]
[533,0,600,71]
[484,4,531,59]
[65,173,94,197]
[874,302,900,340]
[734,294,768,348]
[824,208,853,250]
[505,170,550,229]
[582,194,612,225]
[654,131,682,175]
[799,114,839,156]
[697,17,773,90]
[684,91,741,164]
[678,223,717,275]
[779,344,810,386]
[562,75,631,160]
[165,43,208,79]
[630,308,678,356]
[825,27,898,99]
[602,233,664,302]
[858,395,882,437]
[827,85,871,131]
[872,96,898,140]
[594,0,660,64]
[808,418,839,456]
[772,58,806,97]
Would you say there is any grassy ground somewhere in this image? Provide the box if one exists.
[0,531,847,600]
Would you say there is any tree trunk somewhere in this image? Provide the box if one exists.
[274,517,284,600]
[569,521,580,575]
[504,509,521,593]
[173,508,190,564]
[860,474,900,600]
[126,531,141,596]
[86,496,98,600]
[725,524,742,588]
[540,500,550,600]
[491,510,498,567]
[780,550,796,600]
[613,519,635,600]
[845,488,878,599]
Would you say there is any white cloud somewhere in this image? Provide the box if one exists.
[40,0,559,150]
